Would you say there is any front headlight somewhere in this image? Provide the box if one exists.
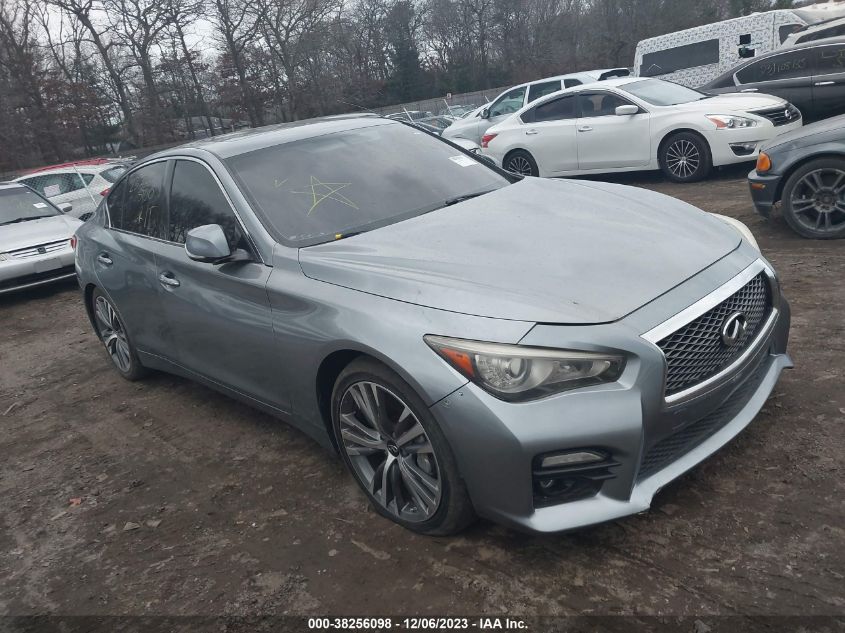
[712,213,760,251]
[424,335,625,402]
[706,114,758,129]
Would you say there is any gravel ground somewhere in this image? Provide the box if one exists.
[0,166,843,625]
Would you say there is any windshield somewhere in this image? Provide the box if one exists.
[226,122,510,246]
[0,188,60,225]
[624,79,709,106]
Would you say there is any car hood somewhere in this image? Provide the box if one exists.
[674,93,786,112]
[1,215,81,253]
[299,178,740,324]
[763,113,845,152]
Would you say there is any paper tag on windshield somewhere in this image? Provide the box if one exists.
[33,202,47,208]
[449,155,477,167]
[43,185,61,197]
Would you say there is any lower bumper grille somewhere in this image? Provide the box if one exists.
[0,265,76,292]
[638,354,770,481]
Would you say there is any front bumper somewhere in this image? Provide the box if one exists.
[0,249,76,295]
[430,261,791,533]
[704,119,801,167]
[747,168,783,218]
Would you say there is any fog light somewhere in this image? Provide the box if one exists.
[729,142,758,157]
[540,451,604,469]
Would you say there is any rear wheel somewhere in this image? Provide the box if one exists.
[781,158,845,239]
[659,132,712,183]
[504,150,539,177]
[91,288,148,381]
[331,358,475,535]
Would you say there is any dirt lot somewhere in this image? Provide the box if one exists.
[1,166,843,625]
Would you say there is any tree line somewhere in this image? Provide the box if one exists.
[0,0,792,172]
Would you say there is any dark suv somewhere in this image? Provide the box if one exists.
[701,37,845,123]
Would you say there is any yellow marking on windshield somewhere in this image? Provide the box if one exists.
[291,176,358,215]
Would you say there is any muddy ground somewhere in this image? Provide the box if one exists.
[1,166,843,624]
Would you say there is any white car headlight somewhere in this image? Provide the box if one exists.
[712,213,760,251]
[706,114,758,129]
[424,335,625,402]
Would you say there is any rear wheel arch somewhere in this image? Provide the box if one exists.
[502,148,539,176]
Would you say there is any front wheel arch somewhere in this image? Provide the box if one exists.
[657,129,713,182]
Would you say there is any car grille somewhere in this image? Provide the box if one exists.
[7,240,69,259]
[752,103,801,127]
[638,354,770,481]
[657,273,772,397]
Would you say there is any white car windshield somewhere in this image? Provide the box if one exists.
[624,79,710,106]
[0,188,60,225]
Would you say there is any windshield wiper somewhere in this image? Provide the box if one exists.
[0,215,53,226]
[443,189,497,207]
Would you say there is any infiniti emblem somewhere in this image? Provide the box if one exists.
[721,311,748,347]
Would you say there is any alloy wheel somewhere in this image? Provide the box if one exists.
[94,295,132,373]
[788,168,845,234]
[507,155,534,176]
[339,381,442,522]
[665,139,701,179]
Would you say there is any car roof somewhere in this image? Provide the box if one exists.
[148,113,393,161]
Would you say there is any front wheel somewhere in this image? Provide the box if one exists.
[659,132,712,183]
[781,158,845,239]
[331,358,475,535]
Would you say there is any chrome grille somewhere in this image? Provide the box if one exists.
[752,103,801,127]
[8,240,69,259]
[657,273,771,396]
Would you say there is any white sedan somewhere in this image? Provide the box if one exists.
[481,77,803,182]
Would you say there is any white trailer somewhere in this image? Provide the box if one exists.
[633,3,845,87]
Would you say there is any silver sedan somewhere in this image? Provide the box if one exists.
[1,183,81,295]
[74,116,791,535]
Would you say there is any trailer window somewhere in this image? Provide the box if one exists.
[640,39,719,77]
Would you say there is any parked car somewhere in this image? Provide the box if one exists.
[482,77,802,182]
[701,37,845,123]
[748,113,845,239]
[780,15,845,47]
[14,159,131,221]
[634,5,845,87]
[75,114,791,535]
[0,182,81,295]
[418,116,457,132]
[441,69,630,145]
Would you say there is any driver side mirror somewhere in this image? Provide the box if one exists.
[185,224,240,264]
[615,105,639,116]
[58,202,73,213]
[480,108,490,119]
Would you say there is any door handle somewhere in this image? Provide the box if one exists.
[578,126,593,132]
[97,253,113,266]
[158,272,180,288]
[814,81,835,86]
[740,88,758,93]
[525,129,539,135]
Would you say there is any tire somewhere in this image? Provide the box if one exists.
[780,158,845,239]
[331,358,475,535]
[504,150,539,177]
[659,132,712,183]
[91,288,148,381]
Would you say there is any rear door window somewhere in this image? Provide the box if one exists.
[112,162,167,238]
[527,81,562,103]
[736,50,811,83]
[524,95,577,123]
